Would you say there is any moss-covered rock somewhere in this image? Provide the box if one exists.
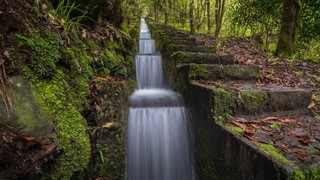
[212,88,235,122]
[172,51,234,64]
[239,91,268,114]
[0,76,53,138]
[223,65,260,80]
[189,63,210,80]
[32,75,91,179]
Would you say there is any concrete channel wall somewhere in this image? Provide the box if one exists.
[146,20,299,180]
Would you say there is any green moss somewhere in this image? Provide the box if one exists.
[213,88,235,122]
[15,29,61,81]
[189,63,210,79]
[61,43,93,111]
[103,42,127,78]
[289,168,320,180]
[13,93,34,131]
[257,143,295,167]
[33,76,90,179]
[240,91,267,113]
[223,66,260,80]
[172,51,188,63]
[224,124,244,134]
[86,39,101,51]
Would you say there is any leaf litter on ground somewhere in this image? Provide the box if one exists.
[229,115,320,167]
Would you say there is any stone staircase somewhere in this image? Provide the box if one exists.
[147,20,319,180]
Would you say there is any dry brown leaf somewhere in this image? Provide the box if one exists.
[262,116,279,122]
[232,121,247,130]
[23,136,36,141]
[103,122,113,128]
[94,102,101,111]
[297,150,308,161]
[91,50,100,56]
[308,101,315,109]
[298,134,311,144]
[81,29,87,39]
[245,135,259,142]
[282,118,295,124]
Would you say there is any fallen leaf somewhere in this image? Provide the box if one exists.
[282,118,295,124]
[94,102,101,111]
[308,101,315,109]
[262,116,278,122]
[23,136,36,141]
[270,123,280,130]
[92,83,99,90]
[297,150,308,161]
[81,29,87,39]
[103,122,113,128]
[245,135,259,142]
[91,50,99,56]
[298,134,311,144]
[232,121,247,130]
[3,50,10,59]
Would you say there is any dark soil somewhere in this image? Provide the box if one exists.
[0,126,57,179]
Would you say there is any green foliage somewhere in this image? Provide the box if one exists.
[227,0,282,47]
[297,40,320,63]
[298,0,320,42]
[15,30,61,81]
[33,75,91,179]
[49,0,92,33]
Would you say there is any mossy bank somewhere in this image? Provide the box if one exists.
[0,0,139,178]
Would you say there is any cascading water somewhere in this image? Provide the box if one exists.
[127,18,194,180]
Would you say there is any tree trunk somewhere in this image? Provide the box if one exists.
[275,0,300,56]
[189,0,195,33]
[206,0,211,32]
[214,0,226,39]
[154,1,158,21]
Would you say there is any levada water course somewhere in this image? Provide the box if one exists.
[126,18,195,180]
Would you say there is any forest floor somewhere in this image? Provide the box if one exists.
[192,34,320,168]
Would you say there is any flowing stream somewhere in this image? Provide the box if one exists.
[127,18,194,180]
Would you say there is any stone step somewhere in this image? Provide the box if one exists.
[159,31,190,38]
[168,44,216,53]
[161,35,196,42]
[172,51,234,64]
[165,39,204,46]
[189,81,313,115]
[188,64,260,80]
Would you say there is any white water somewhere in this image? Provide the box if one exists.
[127,18,194,180]
[135,54,163,89]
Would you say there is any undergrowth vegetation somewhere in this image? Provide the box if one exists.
[2,0,139,178]
[144,0,320,63]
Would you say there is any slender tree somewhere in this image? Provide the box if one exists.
[214,0,226,39]
[276,0,301,56]
[206,0,211,32]
[189,0,195,33]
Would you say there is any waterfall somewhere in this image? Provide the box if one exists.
[135,54,163,89]
[127,18,194,180]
